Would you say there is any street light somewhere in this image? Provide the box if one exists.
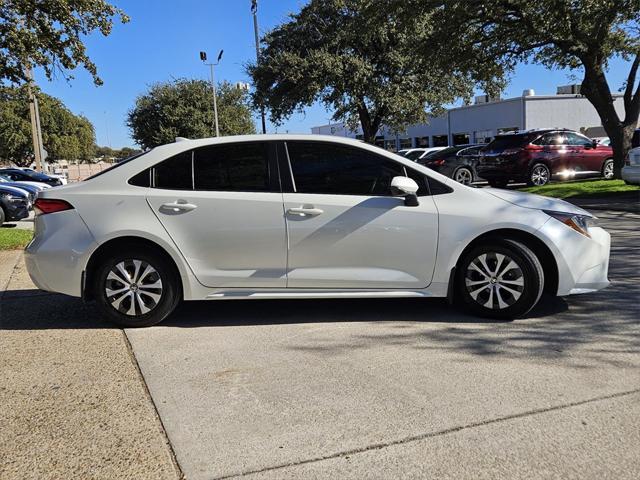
[200,49,224,137]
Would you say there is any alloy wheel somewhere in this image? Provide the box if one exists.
[105,260,163,316]
[454,168,473,185]
[603,160,614,179]
[465,252,524,310]
[530,165,549,186]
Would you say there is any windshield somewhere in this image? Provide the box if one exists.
[404,150,425,161]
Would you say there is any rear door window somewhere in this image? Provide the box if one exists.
[193,143,270,192]
[533,132,566,146]
[153,151,193,190]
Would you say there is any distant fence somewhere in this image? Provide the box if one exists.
[66,163,112,182]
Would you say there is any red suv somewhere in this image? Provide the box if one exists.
[476,129,614,187]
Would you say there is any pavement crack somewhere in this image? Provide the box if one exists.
[212,388,640,479]
[122,329,186,480]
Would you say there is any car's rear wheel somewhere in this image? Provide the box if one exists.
[488,179,509,188]
[455,238,544,319]
[602,158,614,180]
[95,249,181,327]
[453,167,474,185]
[527,163,550,186]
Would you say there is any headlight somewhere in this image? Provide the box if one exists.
[543,210,596,238]
[6,194,25,203]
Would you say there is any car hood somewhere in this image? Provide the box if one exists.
[0,184,29,197]
[484,188,592,216]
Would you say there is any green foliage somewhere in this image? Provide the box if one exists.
[421,0,640,176]
[0,0,128,85]
[127,79,257,149]
[0,86,96,166]
[522,179,639,199]
[94,145,141,160]
[248,0,505,142]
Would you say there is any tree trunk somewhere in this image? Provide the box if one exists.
[580,62,636,179]
[356,103,382,144]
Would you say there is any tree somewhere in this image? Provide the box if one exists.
[127,79,257,149]
[0,0,128,86]
[423,0,640,177]
[0,86,96,165]
[248,0,504,143]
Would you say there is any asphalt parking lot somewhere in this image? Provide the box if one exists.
[1,209,639,479]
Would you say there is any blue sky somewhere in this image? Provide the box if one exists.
[34,0,633,148]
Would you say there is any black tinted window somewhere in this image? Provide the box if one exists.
[194,143,270,191]
[485,135,528,151]
[404,167,430,197]
[129,169,151,187]
[287,142,403,195]
[632,129,639,148]
[153,151,193,190]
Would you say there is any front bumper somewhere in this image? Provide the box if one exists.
[537,218,611,296]
[3,199,30,221]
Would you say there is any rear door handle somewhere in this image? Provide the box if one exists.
[287,206,324,217]
[160,201,198,212]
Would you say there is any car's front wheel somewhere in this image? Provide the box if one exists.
[94,249,181,327]
[455,239,544,319]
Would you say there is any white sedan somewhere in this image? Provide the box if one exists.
[25,135,610,327]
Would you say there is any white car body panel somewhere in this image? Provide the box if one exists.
[622,147,640,185]
[24,134,610,305]
[283,193,438,288]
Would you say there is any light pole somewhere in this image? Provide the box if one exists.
[252,0,267,134]
[200,49,223,137]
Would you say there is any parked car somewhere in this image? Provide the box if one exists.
[0,185,31,226]
[622,128,640,185]
[0,168,63,187]
[418,144,482,185]
[25,135,610,327]
[476,129,614,187]
[399,147,447,161]
[17,167,68,185]
[0,175,41,203]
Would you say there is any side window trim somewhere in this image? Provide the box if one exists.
[283,142,297,193]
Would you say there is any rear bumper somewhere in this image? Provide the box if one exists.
[24,210,95,297]
[621,166,640,185]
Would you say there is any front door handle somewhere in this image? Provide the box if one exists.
[287,206,324,217]
[160,201,198,212]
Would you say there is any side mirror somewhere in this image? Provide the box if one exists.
[391,176,420,206]
[591,139,598,149]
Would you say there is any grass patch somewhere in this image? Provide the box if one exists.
[521,179,639,199]
[0,228,33,250]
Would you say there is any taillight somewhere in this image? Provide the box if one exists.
[430,159,446,166]
[33,198,74,216]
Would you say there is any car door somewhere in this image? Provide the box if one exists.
[144,141,288,288]
[281,141,439,289]
[563,132,594,173]
[566,132,604,174]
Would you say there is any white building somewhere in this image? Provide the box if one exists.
[311,86,625,150]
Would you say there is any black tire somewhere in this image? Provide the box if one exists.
[455,238,544,320]
[527,163,551,186]
[488,179,509,188]
[601,158,614,180]
[0,206,5,226]
[94,248,181,327]
[453,167,474,185]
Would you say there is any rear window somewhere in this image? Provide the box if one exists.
[633,129,640,149]
[422,147,458,161]
[404,150,425,161]
[484,135,529,151]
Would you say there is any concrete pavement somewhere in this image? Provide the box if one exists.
[125,210,640,480]
[0,251,181,480]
